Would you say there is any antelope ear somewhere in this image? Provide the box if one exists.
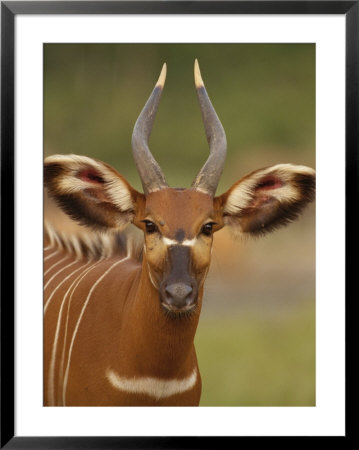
[44,154,143,230]
[217,164,315,236]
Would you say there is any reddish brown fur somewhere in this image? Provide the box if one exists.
[44,243,203,406]
[44,156,315,406]
[44,188,219,406]
[135,188,223,238]
[44,188,225,406]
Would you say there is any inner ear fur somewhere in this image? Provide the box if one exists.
[216,163,315,236]
[44,154,144,230]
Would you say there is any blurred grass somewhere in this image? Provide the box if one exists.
[44,44,315,407]
[196,301,315,406]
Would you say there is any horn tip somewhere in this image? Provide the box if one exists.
[156,63,167,88]
[194,59,204,88]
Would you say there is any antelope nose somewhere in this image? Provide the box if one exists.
[165,283,193,300]
[163,282,195,311]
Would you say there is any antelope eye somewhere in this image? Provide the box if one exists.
[201,222,214,236]
[143,220,158,234]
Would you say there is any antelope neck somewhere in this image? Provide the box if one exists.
[116,257,201,379]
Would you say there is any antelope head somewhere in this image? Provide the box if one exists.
[44,60,315,316]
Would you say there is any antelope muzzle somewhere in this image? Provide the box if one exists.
[159,246,198,314]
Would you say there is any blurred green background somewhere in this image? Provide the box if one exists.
[44,44,315,406]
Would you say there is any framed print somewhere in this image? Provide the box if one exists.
[1,1,355,447]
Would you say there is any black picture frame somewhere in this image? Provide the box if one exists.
[1,1,355,447]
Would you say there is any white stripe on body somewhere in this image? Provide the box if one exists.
[106,368,197,400]
[44,249,60,262]
[44,254,72,278]
[45,262,95,406]
[47,259,101,406]
[62,256,130,405]
[44,258,79,291]
[57,259,105,405]
[44,260,92,314]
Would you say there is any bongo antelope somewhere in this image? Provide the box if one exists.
[44,60,315,406]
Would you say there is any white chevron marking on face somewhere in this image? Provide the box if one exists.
[106,368,197,400]
[162,237,197,247]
